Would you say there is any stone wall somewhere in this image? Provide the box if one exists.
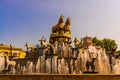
[0,74,120,80]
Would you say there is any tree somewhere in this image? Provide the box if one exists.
[116,50,120,55]
[92,37,118,52]
[102,38,118,52]
[92,37,103,47]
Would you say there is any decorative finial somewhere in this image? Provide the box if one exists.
[65,17,71,25]
[58,15,64,23]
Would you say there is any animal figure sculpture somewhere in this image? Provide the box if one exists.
[41,40,48,48]
[27,46,34,52]
[5,56,16,70]
[74,37,80,48]
[39,36,49,48]
[86,45,98,72]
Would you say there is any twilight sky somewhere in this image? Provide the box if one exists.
[0,0,120,50]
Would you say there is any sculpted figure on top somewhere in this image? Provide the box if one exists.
[50,15,71,44]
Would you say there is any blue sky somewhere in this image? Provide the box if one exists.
[0,0,120,50]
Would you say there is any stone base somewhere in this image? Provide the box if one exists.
[0,74,120,80]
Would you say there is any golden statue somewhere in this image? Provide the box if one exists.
[64,17,71,31]
[52,15,64,33]
[74,37,80,48]
[50,15,71,44]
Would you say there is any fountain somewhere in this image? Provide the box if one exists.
[1,39,120,75]
[0,53,5,73]
[1,16,120,76]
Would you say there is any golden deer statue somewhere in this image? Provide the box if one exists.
[5,56,16,70]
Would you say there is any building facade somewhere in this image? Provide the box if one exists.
[0,44,26,58]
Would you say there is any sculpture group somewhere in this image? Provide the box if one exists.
[0,15,120,74]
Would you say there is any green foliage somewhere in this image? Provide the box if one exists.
[92,37,103,47]
[92,37,118,52]
[102,38,117,51]
[116,50,120,55]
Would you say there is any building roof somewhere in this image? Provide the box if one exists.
[0,43,22,51]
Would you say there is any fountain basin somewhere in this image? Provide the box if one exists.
[0,74,120,80]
